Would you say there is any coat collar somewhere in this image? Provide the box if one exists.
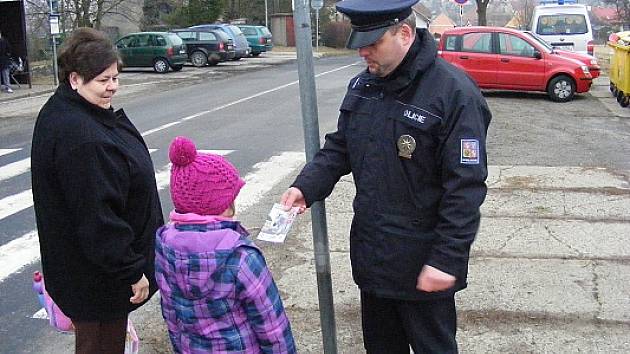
[57,81,120,128]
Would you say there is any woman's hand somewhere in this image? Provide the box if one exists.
[130,274,149,304]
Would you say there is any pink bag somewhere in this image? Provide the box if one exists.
[33,271,140,353]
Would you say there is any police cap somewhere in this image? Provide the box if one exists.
[336,0,419,49]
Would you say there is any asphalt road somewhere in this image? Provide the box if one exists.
[0,55,362,353]
[0,53,629,353]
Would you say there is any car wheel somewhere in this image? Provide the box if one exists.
[617,90,624,103]
[621,94,630,108]
[547,75,575,102]
[153,58,169,73]
[171,65,183,72]
[609,83,615,93]
[251,52,261,57]
[190,51,208,67]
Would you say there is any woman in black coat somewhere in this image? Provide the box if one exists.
[31,28,164,354]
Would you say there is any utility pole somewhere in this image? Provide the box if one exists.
[48,0,59,86]
[292,0,338,353]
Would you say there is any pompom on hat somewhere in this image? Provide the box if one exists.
[169,136,245,216]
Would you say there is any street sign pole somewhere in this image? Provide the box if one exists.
[316,10,320,52]
[293,0,338,353]
[48,0,59,86]
[311,0,323,52]
[454,0,467,27]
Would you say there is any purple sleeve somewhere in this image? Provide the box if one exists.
[237,248,296,354]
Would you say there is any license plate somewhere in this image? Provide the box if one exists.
[179,50,186,54]
[553,44,573,51]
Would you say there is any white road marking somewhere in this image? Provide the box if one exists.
[0,230,39,282]
[0,149,20,157]
[0,189,33,221]
[32,308,48,319]
[0,158,30,181]
[31,307,48,320]
[237,152,306,212]
[1,150,238,287]
[140,63,358,138]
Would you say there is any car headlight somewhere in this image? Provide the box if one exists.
[581,65,589,74]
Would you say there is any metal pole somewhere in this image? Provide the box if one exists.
[292,0,338,353]
[316,9,319,52]
[49,0,58,87]
[265,0,268,28]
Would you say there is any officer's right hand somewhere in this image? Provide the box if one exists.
[281,187,307,214]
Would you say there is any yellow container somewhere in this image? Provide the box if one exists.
[607,32,630,107]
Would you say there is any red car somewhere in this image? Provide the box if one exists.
[523,30,600,78]
[438,26,593,102]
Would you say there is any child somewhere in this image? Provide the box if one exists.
[155,136,297,354]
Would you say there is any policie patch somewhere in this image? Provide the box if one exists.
[460,139,480,164]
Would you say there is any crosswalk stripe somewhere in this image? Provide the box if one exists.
[0,149,20,157]
[0,150,245,285]
[0,158,30,182]
[0,230,39,282]
[0,189,33,221]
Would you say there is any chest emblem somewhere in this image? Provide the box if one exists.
[461,139,480,164]
[397,135,416,159]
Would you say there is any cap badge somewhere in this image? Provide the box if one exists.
[397,135,416,159]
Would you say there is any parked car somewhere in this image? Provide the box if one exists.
[523,30,600,78]
[438,26,593,102]
[115,32,187,73]
[237,25,273,57]
[529,1,594,55]
[171,28,235,66]
[190,24,250,60]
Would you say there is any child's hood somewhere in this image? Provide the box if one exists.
[156,220,254,299]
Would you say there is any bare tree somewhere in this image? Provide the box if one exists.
[26,0,140,31]
[512,0,536,29]
[475,0,491,26]
[604,0,630,27]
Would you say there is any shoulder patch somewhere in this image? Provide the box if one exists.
[460,139,480,164]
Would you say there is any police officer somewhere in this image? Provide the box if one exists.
[281,0,491,352]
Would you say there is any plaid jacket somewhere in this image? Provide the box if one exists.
[155,216,296,353]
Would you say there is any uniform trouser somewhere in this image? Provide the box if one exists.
[0,68,10,89]
[73,316,127,354]
[360,291,458,354]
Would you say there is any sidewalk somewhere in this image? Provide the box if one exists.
[271,165,630,353]
[0,83,56,103]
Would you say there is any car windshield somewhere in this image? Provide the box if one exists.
[229,25,244,36]
[167,33,183,45]
[523,32,553,53]
[260,27,271,36]
[536,14,588,35]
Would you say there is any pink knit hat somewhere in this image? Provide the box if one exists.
[169,136,245,215]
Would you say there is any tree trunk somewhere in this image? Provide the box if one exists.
[477,5,487,26]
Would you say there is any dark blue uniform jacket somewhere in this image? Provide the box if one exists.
[292,29,492,300]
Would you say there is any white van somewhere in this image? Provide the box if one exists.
[530,0,594,55]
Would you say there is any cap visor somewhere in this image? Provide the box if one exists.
[346,27,389,49]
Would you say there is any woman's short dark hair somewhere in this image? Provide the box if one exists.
[57,27,122,84]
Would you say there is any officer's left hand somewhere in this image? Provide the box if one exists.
[416,265,456,292]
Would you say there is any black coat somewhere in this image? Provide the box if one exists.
[0,37,11,69]
[31,82,164,320]
[292,29,492,300]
